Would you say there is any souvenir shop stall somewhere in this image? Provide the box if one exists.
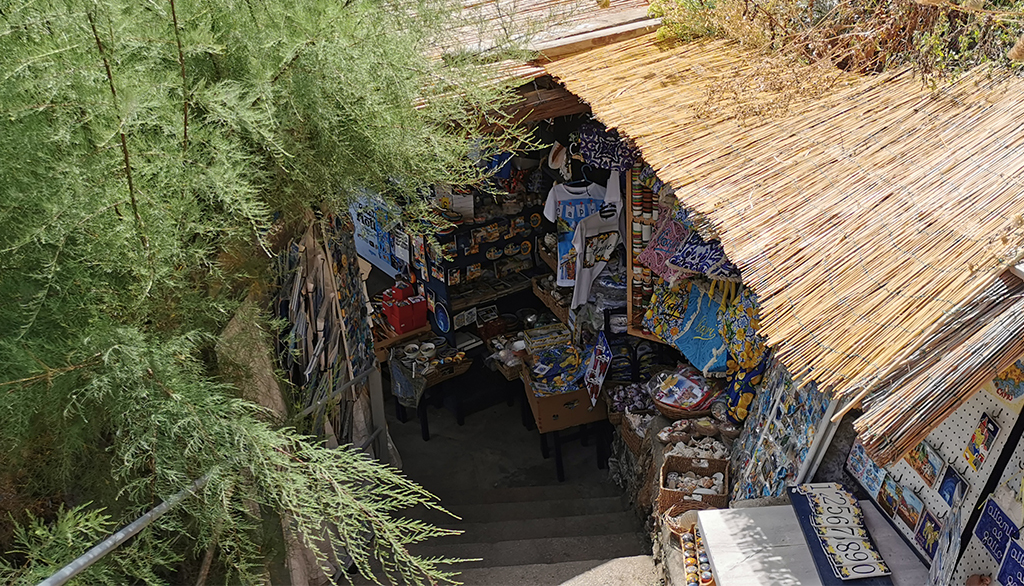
[603,159,939,585]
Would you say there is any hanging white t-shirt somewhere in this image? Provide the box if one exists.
[543,182,608,287]
[570,171,623,308]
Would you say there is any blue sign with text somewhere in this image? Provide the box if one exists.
[976,499,1018,562]
[999,540,1024,586]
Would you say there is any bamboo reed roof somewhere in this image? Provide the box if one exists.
[448,0,651,54]
[545,33,1024,464]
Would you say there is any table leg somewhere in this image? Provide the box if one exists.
[418,400,430,441]
[596,421,608,470]
[553,430,565,482]
[395,401,407,423]
[540,432,550,459]
[521,390,535,431]
[580,423,589,447]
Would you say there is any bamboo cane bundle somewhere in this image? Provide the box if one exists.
[545,34,1024,464]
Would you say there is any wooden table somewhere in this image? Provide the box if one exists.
[520,371,609,482]
[373,324,432,364]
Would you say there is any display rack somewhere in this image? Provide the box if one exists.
[623,168,667,345]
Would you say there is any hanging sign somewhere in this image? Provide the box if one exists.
[1000,540,1024,586]
[976,497,1018,561]
[582,331,612,407]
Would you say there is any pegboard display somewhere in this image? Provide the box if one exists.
[951,359,1024,585]
[890,386,1017,560]
[847,354,1024,581]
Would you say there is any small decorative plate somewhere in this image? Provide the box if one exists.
[485,247,503,260]
[435,302,451,333]
[519,240,532,255]
[504,242,520,256]
[530,213,542,227]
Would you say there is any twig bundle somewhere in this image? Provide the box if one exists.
[545,33,1024,464]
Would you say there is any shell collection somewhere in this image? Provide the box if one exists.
[609,381,656,413]
[680,526,715,586]
[666,437,729,460]
[664,470,726,496]
[659,418,730,459]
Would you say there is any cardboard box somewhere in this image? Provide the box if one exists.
[521,373,607,433]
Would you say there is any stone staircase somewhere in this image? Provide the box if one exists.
[407,481,656,586]
[356,372,658,585]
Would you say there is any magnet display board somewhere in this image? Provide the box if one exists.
[953,374,1024,585]
[846,357,1024,579]
[856,382,1021,566]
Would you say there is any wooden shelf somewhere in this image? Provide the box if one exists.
[373,324,432,363]
[627,325,665,345]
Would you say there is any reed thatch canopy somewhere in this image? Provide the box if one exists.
[544,33,1024,464]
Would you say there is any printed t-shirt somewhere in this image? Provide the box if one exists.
[544,182,608,287]
[570,171,623,308]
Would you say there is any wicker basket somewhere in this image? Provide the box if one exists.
[657,455,729,514]
[620,419,646,457]
[653,397,712,421]
[531,276,570,325]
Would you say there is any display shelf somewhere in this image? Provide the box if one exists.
[624,168,669,347]
[626,324,664,344]
[372,324,432,363]
[538,241,558,272]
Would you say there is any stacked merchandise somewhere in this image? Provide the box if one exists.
[274,218,376,444]
[380,281,427,334]
[788,483,892,580]
[730,359,833,500]
[524,324,584,397]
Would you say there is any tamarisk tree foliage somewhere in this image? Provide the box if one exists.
[0,0,530,583]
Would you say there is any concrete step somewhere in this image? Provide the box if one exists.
[451,559,633,586]
[427,482,623,506]
[558,555,660,586]
[411,533,649,569]
[409,495,628,524]
[436,511,641,544]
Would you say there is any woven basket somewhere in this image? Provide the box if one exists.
[531,276,570,325]
[657,455,729,514]
[653,397,712,421]
[620,419,646,457]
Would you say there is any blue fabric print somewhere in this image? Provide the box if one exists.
[668,231,742,281]
[576,124,640,171]
[674,286,728,375]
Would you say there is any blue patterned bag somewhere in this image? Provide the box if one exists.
[674,286,728,375]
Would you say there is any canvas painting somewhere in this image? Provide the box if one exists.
[904,440,946,488]
[937,465,970,508]
[897,488,925,531]
[915,510,942,559]
[877,474,903,519]
[964,413,1001,471]
[846,438,887,498]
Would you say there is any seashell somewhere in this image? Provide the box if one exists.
[693,488,717,495]
[712,472,724,482]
